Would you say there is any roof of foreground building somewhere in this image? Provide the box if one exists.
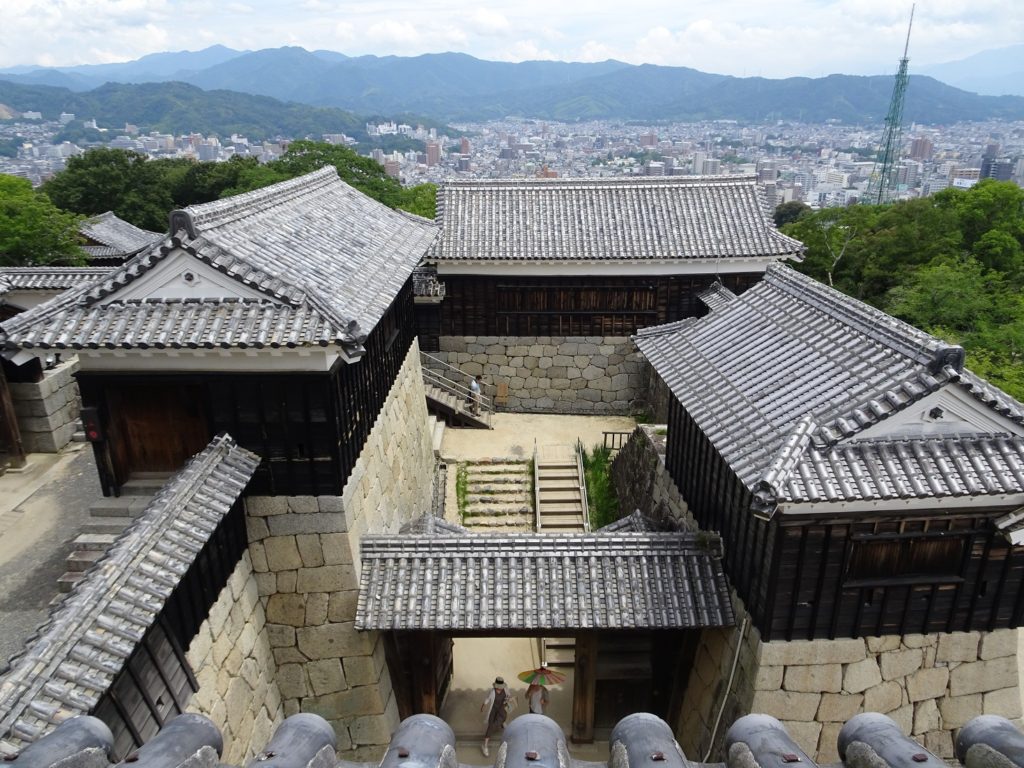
[0,435,259,752]
[0,267,110,296]
[78,212,163,262]
[635,264,1024,518]
[356,531,733,631]
[1,168,439,355]
[431,176,804,264]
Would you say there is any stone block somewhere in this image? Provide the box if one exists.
[752,665,784,691]
[296,564,357,593]
[902,634,938,649]
[923,730,954,759]
[274,647,308,665]
[783,721,822,758]
[308,659,348,696]
[950,656,1017,697]
[264,537,302,571]
[888,703,913,734]
[817,723,843,764]
[344,654,383,688]
[321,533,354,565]
[817,692,863,722]
[247,496,288,516]
[296,622,373,660]
[843,657,882,694]
[938,693,982,728]
[880,648,923,681]
[759,638,866,667]
[907,666,949,702]
[296,534,325,568]
[268,512,347,536]
[783,664,842,693]
[266,624,296,648]
[287,496,320,514]
[913,699,939,735]
[864,680,903,713]
[349,712,394,746]
[984,687,1024,719]
[266,593,306,627]
[937,631,980,663]
[979,629,1020,660]
[277,662,308,699]
[305,592,329,625]
[317,495,344,513]
[749,690,821,721]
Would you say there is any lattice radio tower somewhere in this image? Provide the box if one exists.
[865,5,915,205]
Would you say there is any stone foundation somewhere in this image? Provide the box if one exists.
[432,335,646,414]
[243,340,435,760]
[611,425,694,530]
[185,553,284,765]
[9,357,80,452]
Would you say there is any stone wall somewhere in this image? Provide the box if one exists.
[677,595,1024,764]
[243,340,435,760]
[432,335,647,414]
[611,425,695,530]
[9,357,80,452]
[185,553,284,766]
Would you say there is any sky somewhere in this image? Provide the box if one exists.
[2,0,1022,78]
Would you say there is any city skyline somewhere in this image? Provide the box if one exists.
[2,0,1022,79]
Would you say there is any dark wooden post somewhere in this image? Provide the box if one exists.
[0,365,26,468]
[571,632,597,743]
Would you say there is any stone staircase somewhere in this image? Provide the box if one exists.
[56,473,169,594]
[424,382,491,429]
[460,459,533,530]
[534,446,587,533]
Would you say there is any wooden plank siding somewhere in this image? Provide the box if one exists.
[80,283,417,497]
[664,397,1024,640]
[429,273,762,341]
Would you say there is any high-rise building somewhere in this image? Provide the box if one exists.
[981,157,1013,181]
[425,142,441,167]
[909,136,933,160]
[460,137,471,155]
[639,132,657,148]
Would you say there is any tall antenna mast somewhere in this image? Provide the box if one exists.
[864,5,914,205]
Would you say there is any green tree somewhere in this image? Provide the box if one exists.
[0,176,84,266]
[773,200,810,228]
[885,257,998,334]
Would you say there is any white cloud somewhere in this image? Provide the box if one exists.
[469,9,511,35]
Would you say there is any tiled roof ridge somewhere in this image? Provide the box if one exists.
[754,415,817,512]
[0,435,259,746]
[696,281,738,313]
[440,174,760,188]
[0,267,112,276]
[764,264,962,371]
[959,369,1024,425]
[179,237,306,307]
[183,166,338,231]
[361,530,722,553]
[633,316,699,338]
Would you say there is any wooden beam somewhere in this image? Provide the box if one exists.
[571,632,597,743]
[0,364,25,468]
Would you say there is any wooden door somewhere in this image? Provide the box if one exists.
[107,383,211,480]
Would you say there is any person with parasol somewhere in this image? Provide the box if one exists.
[518,664,563,714]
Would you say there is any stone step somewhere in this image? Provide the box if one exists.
[66,548,105,572]
[120,477,170,496]
[463,515,534,528]
[72,430,88,443]
[538,503,586,515]
[431,417,445,457]
[465,502,532,516]
[466,471,530,482]
[466,463,530,474]
[538,513,585,526]
[537,462,577,471]
[73,533,118,550]
[539,491,582,503]
[82,516,132,535]
[57,571,86,593]
[89,496,149,517]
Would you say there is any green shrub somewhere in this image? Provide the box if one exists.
[581,444,619,529]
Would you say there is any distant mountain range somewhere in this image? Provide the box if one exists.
[919,45,1024,98]
[2,46,1024,124]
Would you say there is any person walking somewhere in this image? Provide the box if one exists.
[480,676,513,757]
[469,374,483,415]
[525,680,549,714]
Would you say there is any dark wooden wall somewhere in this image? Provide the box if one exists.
[424,273,761,342]
[91,497,248,759]
[665,397,1024,641]
[80,284,417,497]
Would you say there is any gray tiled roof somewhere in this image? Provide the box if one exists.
[431,176,804,263]
[0,268,110,295]
[78,212,162,256]
[696,281,737,312]
[0,435,259,751]
[355,533,733,631]
[2,169,438,353]
[635,264,1024,516]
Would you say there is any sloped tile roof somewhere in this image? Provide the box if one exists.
[696,281,737,312]
[0,435,259,751]
[431,176,804,263]
[355,533,733,631]
[635,264,1024,515]
[78,212,162,257]
[1,168,439,353]
[0,268,110,295]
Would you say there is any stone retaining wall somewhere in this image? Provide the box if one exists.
[9,357,80,452]
[243,340,435,760]
[611,425,694,530]
[185,553,284,766]
[433,335,647,414]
